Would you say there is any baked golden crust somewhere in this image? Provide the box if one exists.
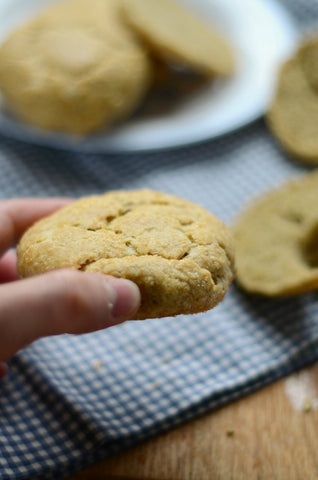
[267,37,318,164]
[232,171,318,296]
[0,0,152,134]
[120,0,234,78]
[17,189,234,320]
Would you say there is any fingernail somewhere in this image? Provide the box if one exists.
[104,278,141,321]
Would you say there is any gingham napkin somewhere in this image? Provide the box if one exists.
[1,1,318,478]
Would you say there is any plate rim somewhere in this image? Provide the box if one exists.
[0,0,298,153]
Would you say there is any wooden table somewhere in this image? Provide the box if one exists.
[68,363,318,480]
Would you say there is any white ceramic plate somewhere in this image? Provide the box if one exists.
[0,0,298,152]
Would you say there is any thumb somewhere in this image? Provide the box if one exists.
[0,269,141,363]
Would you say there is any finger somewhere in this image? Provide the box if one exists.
[0,249,19,283]
[0,269,141,362]
[0,197,71,255]
[0,362,8,379]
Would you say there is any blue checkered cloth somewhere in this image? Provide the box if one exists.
[1,1,318,478]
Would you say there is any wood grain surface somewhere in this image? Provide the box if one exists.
[68,363,318,480]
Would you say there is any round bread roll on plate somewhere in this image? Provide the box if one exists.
[0,0,152,135]
[119,0,234,78]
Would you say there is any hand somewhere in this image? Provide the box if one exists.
[0,198,141,378]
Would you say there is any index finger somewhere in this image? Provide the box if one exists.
[0,197,72,255]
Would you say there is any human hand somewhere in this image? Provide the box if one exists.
[0,198,141,378]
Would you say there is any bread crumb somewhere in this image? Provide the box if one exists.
[92,359,103,372]
[226,429,235,437]
[302,397,313,413]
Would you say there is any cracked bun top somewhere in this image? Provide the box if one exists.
[17,189,234,320]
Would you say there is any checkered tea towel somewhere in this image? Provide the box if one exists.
[1,0,318,478]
